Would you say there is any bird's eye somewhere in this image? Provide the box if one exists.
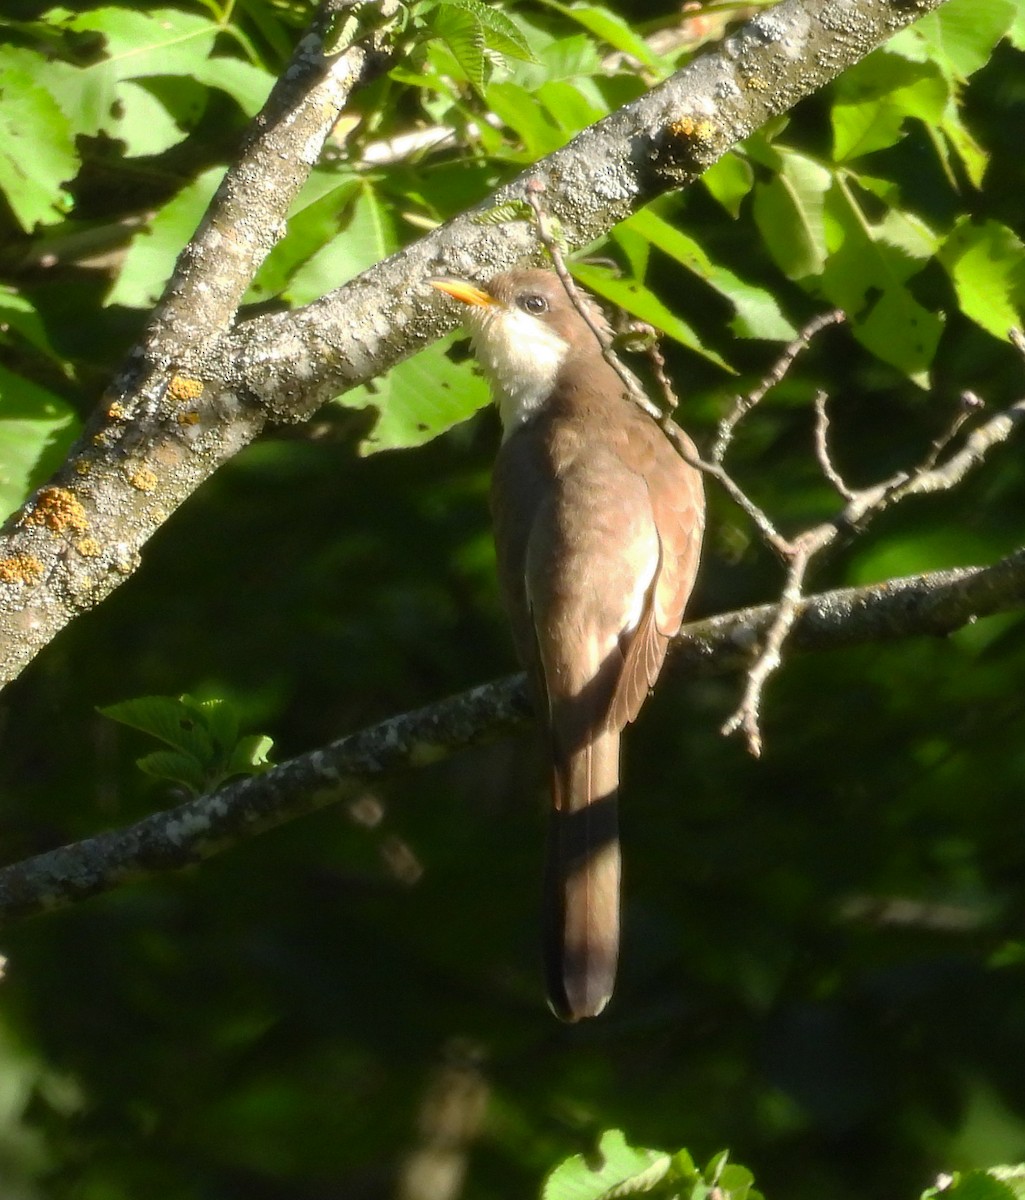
[518,293,549,315]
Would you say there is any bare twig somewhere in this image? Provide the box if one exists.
[813,391,855,501]
[3,548,1024,925]
[711,309,845,463]
[720,388,1025,754]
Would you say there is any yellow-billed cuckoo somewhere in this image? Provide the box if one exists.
[432,269,705,1021]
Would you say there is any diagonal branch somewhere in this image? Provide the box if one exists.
[0,0,953,689]
[1,547,1023,926]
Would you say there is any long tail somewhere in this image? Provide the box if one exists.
[543,728,621,1021]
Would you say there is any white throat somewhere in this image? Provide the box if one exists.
[468,307,570,438]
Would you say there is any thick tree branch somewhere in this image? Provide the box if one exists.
[2,548,1022,925]
[0,0,951,688]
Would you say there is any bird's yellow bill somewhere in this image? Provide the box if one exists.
[429,278,495,307]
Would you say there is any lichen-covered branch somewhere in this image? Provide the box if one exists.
[2,548,1022,926]
[0,0,401,686]
[0,0,951,688]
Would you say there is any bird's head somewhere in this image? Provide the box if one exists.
[431,269,609,434]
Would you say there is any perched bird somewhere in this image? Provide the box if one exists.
[432,269,705,1020]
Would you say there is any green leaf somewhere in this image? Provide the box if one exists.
[542,1131,672,1200]
[116,77,204,157]
[0,287,69,369]
[571,264,734,372]
[938,217,1025,341]
[99,696,215,760]
[60,7,219,80]
[284,181,396,305]
[702,153,755,217]
[818,177,943,383]
[107,167,224,308]
[225,734,275,777]
[887,0,1016,80]
[542,2,660,69]
[189,697,240,755]
[0,54,77,231]
[247,172,363,303]
[341,333,491,455]
[136,749,209,793]
[192,56,272,117]
[831,53,949,161]
[625,207,796,340]
[486,81,566,159]
[432,5,488,92]
[0,367,80,522]
[752,149,831,280]
[432,0,535,62]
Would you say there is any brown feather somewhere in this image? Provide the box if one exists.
[478,271,704,1019]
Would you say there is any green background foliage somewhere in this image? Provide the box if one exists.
[1,0,1025,1197]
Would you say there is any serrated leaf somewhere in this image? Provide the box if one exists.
[818,178,942,383]
[432,5,487,92]
[99,696,214,760]
[107,167,223,308]
[341,333,491,454]
[471,200,533,226]
[752,150,831,280]
[136,749,209,793]
[572,264,734,372]
[0,367,80,522]
[543,1131,672,1200]
[0,55,77,230]
[433,0,535,62]
[938,217,1025,340]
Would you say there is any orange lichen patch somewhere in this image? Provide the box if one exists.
[75,537,102,558]
[127,467,158,492]
[26,487,89,534]
[167,374,204,403]
[0,553,44,586]
[106,401,128,420]
[176,410,201,426]
[74,458,92,475]
[667,115,715,142]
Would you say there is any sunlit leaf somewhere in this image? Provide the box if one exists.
[752,150,831,280]
[542,1130,672,1200]
[107,167,224,308]
[571,263,734,371]
[0,367,79,522]
[938,217,1025,340]
[342,333,491,454]
[0,54,76,230]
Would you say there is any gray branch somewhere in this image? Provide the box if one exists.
[1,547,1023,925]
[0,0,952,687]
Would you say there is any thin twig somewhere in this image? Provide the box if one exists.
[712,309,845,463]
[813,391,855,501]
